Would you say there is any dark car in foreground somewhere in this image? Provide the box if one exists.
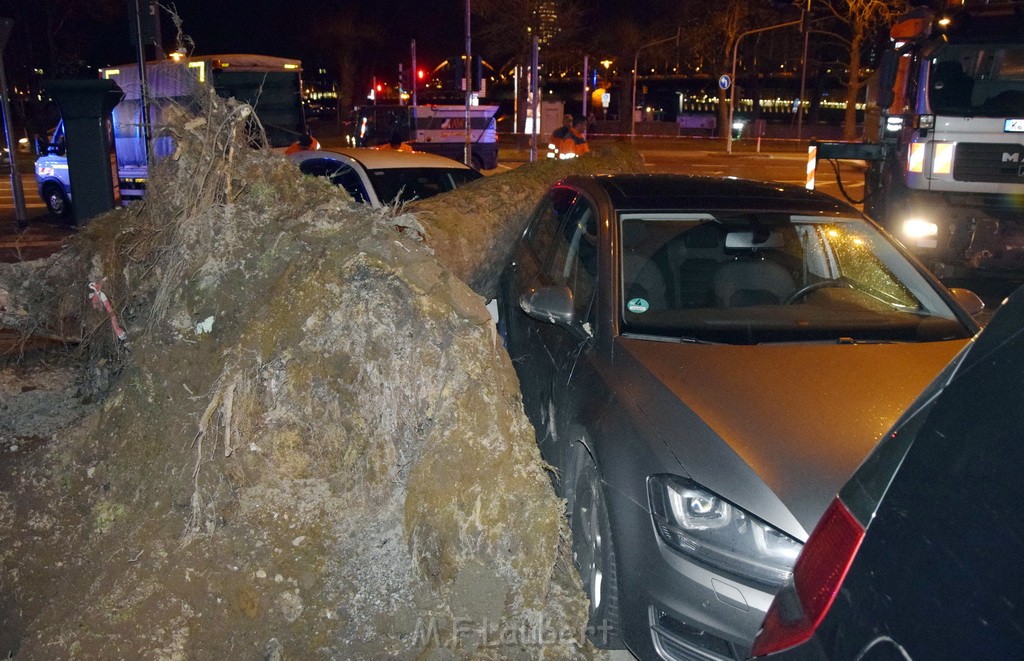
[497,175,982,660]
[751,285,1024,660]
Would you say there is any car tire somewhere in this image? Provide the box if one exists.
[570,449,623,649]
[42,183,73,223]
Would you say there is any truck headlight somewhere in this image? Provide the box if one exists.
[649,475,803,586]
[902,218,939,240]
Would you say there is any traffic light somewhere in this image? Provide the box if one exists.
[472,55,483,92]
[417,69,426,81]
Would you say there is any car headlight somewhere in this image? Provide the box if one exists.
[648,475,803,587]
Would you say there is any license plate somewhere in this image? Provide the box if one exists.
[1006,119,1024,133]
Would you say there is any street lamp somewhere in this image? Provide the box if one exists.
[797,0,812,140]
[727,18,801,154]
[630,27,681,141]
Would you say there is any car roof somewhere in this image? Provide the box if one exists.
[559,174,859,215]
[291,148,473,171]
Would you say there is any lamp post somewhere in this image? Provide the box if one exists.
[0,17,26,226]
[630,27,681,141]
[727,18,801,154]
[464,0,472,167]
[797,0,811,140]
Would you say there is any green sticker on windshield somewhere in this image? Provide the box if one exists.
[627,298,650,314]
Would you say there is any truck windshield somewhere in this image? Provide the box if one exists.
[929,44,1024,117]
[619,213,972,345]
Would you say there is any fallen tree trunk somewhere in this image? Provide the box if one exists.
[0,90,646,659]
[414,145,644,299]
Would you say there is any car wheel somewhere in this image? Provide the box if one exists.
[42,183,73,223]
[571,450,623,649]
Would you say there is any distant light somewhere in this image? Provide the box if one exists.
[284,63,299,70]
[938,17,951,27]
[169,51,185,62]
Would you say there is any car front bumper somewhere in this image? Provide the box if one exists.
[609,488,779,661]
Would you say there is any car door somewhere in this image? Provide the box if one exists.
[502,186,578,427]
[535,194,602,469]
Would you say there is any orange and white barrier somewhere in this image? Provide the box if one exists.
[806,145,817,190]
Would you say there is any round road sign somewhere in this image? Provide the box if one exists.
[718,75,731,91]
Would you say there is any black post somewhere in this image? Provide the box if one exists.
[0,17,26,226]
[44,79,124,223]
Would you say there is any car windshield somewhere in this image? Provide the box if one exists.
[367,167,482,204]
[619,213,972,345]
[929,44,1024,117]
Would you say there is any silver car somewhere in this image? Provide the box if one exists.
[497,175,981,660]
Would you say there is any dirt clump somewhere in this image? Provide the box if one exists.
[0,87,644,660]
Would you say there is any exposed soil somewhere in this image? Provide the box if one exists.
[0,89,644,660]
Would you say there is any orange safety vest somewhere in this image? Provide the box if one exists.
[550,126,578,158]
[285,136,321,155]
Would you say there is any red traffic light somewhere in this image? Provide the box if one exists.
[376,84,383,92]
[417,69,425,80]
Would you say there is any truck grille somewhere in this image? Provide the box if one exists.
[953,142,1024,184]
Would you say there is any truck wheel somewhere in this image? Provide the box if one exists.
[42,183,73,223]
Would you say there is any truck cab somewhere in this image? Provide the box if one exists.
[871,1,1024,275]
[34,121,73,220]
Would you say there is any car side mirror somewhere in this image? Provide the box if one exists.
[948,287,985,317]
[520,284,575,327]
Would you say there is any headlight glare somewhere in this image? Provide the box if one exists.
[902,218,938,239]
[649,475,802,586]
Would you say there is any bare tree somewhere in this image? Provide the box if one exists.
[680,0,771,139]
[474,0,585,135]
[817,0,907,139]
[33,0,122,76]
[309,14,382,123]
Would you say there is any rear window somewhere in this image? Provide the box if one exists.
[368,167,482,205]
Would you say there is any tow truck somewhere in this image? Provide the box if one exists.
[809,0,1024,277]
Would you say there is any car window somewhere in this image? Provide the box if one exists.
[298,159,368,204]
[618,212,973,345]
[547,197,599,324]
[523,187,577,267]
[367,167,483,205]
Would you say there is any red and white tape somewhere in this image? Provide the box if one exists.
[88,281,128,341]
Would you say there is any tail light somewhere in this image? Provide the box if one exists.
[749,498,865,657]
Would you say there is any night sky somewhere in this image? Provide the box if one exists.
[0,0,663,86]
[72,0,641,71]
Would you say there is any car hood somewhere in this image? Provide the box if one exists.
[616,336,968,540]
